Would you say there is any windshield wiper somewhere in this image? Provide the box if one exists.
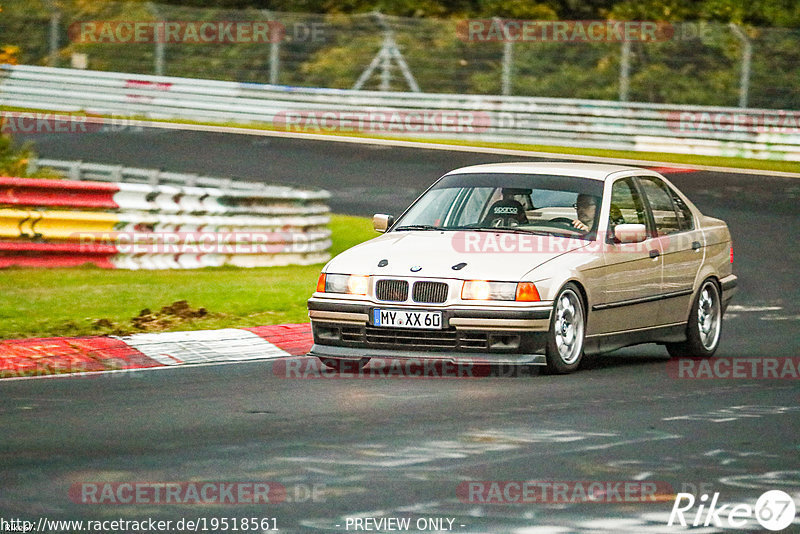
[393,224,441,231]
[452,226,592,239]
[453,227,552,236]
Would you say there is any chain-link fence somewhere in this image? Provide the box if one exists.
[2,0,799,109]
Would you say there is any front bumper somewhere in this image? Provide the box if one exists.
[307,297,552,365]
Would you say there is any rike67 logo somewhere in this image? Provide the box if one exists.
[668,490,796,531]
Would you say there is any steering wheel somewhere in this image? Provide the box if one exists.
[549,216,589,233]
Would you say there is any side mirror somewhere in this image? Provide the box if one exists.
[373,214,394,233]
[613,223,647,243]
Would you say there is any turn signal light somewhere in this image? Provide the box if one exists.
[316,273,326,292]
[515,282,541,302]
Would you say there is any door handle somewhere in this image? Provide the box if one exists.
[649,249,660,259]
[692,241,702,251]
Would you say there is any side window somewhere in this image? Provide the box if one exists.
[609,178,647,231]
[638,177,681,236]
[669,187,695,231]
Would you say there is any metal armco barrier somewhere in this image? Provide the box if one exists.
[2,65,800,161]
[0,174,331,269]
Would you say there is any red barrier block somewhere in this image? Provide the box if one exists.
[0,338,106,376]
[0,241,117,268]
[245,323,312,355]
[0,356,38,376]
[0,177,119,209]
[68,337,163,369]
[0,336,164,378]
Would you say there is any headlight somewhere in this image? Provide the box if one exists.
[317,273,369,295]
[461,280,540,302]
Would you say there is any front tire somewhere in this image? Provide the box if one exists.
[666,279,722,358]
[544,283,586,374]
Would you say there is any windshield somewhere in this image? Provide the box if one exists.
[393,173,604,239]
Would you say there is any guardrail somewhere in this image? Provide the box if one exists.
[2,64,799,161]
[0,173,331,269]
[30,158,292,191]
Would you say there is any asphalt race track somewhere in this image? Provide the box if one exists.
[2,127,799,533]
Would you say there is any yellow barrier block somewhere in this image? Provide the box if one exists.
[32,211,119,240]
[0,208,33,238]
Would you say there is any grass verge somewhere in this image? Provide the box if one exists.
[0,214,376,340]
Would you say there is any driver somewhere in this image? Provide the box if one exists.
[572,194,599,232]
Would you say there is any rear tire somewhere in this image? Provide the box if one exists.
[544,283,586,374]
[666,279,722,358]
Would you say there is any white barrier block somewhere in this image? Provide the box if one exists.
[153,185,182,213]
[115,183,155,211]
[116,328,289,365]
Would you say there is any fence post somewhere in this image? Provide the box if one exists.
[729,23,752,108]
[68,161,82,181]
[619,39,630,102]
[48,1,60,67]
[498,18,513,96]
[148,3,165,76]
[262,10,280,84]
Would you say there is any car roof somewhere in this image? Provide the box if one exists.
[443,162,652,181]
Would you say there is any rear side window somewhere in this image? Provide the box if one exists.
[669,187,695,231]
[638,177,682,236]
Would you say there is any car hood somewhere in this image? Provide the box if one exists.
[325,230,589,280]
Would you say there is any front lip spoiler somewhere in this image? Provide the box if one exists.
[308,344,547,366]
[307,297,552,321]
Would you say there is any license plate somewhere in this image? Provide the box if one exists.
[373,308,443,329]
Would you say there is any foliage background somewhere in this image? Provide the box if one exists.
[0,0,798,108]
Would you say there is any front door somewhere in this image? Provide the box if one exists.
[593,177,663,335]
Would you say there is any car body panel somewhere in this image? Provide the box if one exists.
[308,163,737,366]
[321,231,586,282]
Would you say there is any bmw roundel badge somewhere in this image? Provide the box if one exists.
[410,265,422,272]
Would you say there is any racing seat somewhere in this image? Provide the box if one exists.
[482,199,529,228]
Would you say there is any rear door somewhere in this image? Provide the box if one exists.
[636,175,704,326]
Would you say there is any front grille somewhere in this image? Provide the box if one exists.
[332,326,491,351]
[366,327,459,348]
[375,279,409,301]
[412,281,448,303]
